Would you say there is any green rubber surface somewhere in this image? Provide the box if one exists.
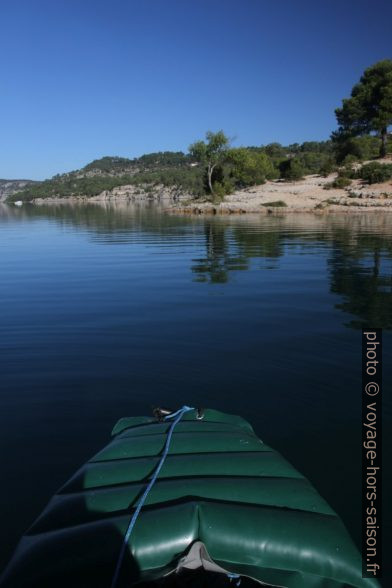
[0,409,379,587]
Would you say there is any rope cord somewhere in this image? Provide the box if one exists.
[110,405,194,588]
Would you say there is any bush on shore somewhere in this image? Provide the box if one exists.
[262,200,287,207]
[279,158,305,181]
[358,162,392,184]
[226,148,277,188]
[323,176,352,190]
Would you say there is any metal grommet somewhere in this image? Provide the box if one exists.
[153,407,173,422]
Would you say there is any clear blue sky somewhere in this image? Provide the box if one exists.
[1,0,391,180]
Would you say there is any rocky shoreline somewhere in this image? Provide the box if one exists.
[28,183,191,205]
[166,169,392,215]
[6,168,392,215]
[168,204,392,215]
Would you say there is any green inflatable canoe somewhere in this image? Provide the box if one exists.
[0,408,378,588]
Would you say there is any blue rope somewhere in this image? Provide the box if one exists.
[110,405,194,588]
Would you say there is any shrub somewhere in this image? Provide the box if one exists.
[358,162,392,184]
[262,200,287,207]
[333,176,352,188]
[296,151,331,174]
[210,182,228,202]
[227,148,276,187]
[279,158,305,181]
[338,164,356,179]
[319,159,337,177]
[323,176,351,190]
[342,154,358,166]
[264,143,287,159]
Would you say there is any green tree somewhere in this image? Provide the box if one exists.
[227,148,276,187]
[332,134,385,163]
[189,131,230,195]
[264,143,287,159]
[334,60,392,158]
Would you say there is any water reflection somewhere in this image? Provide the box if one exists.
[1,201,392,573]
[192,223,248,283]
[329,239,392,329]
[1,202,392,329]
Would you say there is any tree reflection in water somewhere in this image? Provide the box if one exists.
[191,215,392,329]
[191,222,248,283]
[2,203,391,329]
[328,236,392,329]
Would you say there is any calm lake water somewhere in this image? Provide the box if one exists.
[0,202,391,578]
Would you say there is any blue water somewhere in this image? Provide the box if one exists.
[0,203,391,579]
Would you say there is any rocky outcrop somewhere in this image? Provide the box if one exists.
[0,179,35,202]
[31,183,192,204]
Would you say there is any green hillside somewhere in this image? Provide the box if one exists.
[6,135,390,203]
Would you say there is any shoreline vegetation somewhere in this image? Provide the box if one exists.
[4,60,392,215]
[15,162,392,215]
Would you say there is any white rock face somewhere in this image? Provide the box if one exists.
[90,184,191,202]
[32,183,192,204]
[0,180,34,201]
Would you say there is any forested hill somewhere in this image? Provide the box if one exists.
[5,135,389,203]
[82,152,190,174]
[6,151,198,202]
